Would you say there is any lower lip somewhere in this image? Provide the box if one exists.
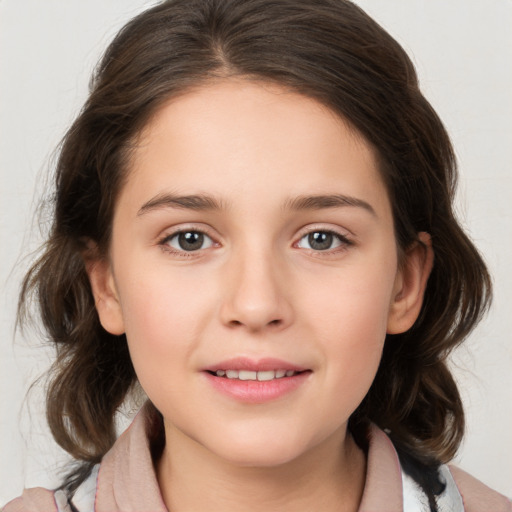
[204,371,311,403]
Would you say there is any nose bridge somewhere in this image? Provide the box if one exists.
[220,238,292,331]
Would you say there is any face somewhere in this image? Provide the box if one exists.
[90,80,429,468]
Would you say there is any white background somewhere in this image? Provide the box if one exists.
[1,0,511,505]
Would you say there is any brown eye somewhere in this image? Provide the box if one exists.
[297,231,348,251]
[308,232,333,250]
[166,231,213,252]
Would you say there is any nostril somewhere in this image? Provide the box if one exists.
[227,318,282,328]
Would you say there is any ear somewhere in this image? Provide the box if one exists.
[387,232,434,334]
[84,244,125,336]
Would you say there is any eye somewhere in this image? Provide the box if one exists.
[296,230,349,251]
[164,230,214,252]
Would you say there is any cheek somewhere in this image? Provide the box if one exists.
[320,295,387,397]
[113,265,215,385]
[299,254,396,393]
[302,254,396,337]
[118,258,210,327]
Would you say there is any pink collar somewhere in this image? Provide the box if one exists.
[94,405,403,511]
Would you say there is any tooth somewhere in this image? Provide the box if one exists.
[239,370,257,380]
[257,370,275,381]
[218,369,297,380]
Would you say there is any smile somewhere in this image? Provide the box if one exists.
[211,369,300,380]
[203,358,311,403]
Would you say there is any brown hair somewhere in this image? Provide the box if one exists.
[19,0,491,505]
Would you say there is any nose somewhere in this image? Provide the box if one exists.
[219,246,293,332]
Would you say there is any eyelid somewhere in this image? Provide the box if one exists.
[155,222,354,257]
[293,224,355,252]
[295,223,354,240]
[157,224,220,256]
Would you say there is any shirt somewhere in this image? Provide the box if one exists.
[4,405,511,511]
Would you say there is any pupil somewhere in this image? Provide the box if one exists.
[178,232,204,251]
[308,231,332,250]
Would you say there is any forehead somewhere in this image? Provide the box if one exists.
[119,79,390,219]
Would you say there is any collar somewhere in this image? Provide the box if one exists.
[91,405,407,511]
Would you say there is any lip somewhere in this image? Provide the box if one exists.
[202,357,311,403]
[203,357,307,373]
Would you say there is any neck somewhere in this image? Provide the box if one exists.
[156,424,366,512]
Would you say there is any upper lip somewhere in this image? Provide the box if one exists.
[203,357,308,372]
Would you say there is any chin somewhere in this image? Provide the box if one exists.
[220,448,303,468]
[207,432,312,468]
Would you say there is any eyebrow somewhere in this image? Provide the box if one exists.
[284,194,377,217]
[137,192,376,217]
[137,193,226,216]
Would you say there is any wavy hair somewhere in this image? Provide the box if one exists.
[19,0,491,507]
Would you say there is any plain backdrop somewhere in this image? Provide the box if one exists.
[1,0,511,504]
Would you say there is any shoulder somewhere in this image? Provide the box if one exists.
[448,465,512,512]
[2,466,99,512]
[2,406,161,512]
[2,488,59,512]
[402,463,511,512]
[364,425,511,511]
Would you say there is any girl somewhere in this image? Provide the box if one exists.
[3,0,510,511]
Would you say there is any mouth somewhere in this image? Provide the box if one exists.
[206,369,306,381]
[203,358,311,403]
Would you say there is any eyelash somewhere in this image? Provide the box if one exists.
[158,228,217,258]
[294,228,354,255]
[157,227,354,258]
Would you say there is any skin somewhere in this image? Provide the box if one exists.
[88,80,433,512]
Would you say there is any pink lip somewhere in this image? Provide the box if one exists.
[202,357,311,404]
[203,357,307,372]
